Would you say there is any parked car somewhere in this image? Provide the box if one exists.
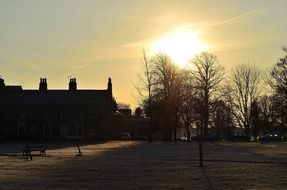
[226,133,250,141]
[180,137,188,141]
[120,133,131,140]
[257,134,283,142]
[134,135,147,141]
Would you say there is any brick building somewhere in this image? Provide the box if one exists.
[0,77,117,140]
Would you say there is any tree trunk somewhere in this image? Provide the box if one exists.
[173,124,177,141]
[244,124,250,137]
[204,90,209,135]
[185,124,191,141]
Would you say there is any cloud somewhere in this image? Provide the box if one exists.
[200,9,264,31]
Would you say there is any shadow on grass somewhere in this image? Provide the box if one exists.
[185,158,287,165]
[0,141,286,190]
[0,140,107,156]
[205,142,287,166]
[200,167,215,190]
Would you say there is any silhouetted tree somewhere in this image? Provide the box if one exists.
[150,53,182,140]
[272,94,287,133]
[256,94,287,135]
[136,50,155,140]
[180,70,197,140]
[257,95,277,133]
[227,64,261,136]
[189,52,224,135]
[134,107,142,118]
[250,99,260,138]
[271,47,287,100]
[117,103,131,110]
[270,46,287,133]
[137,52,183,140]
[211,100,234,138]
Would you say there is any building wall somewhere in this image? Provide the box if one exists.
[0,78,118,141]
[0,102,117,140]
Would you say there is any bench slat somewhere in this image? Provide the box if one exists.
[22,145,48,160]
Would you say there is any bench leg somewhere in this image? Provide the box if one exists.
[23,151,29,160]
[26,151,32,160]
[25,152,29,160]
[40,150,47,156]
[29,152,32,160]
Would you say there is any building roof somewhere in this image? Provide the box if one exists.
[0,78,114,105]
[0,89,112,104]
[4,86,23,91]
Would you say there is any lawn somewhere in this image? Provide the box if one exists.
[0,141,286,190]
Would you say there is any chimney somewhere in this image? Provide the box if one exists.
[0,77,5,87]
[39,78,47,91]
[107,77,112,94]
[69,78,77,91]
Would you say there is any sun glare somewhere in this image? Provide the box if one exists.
[151,27,207,67]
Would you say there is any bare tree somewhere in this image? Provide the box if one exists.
[135,49,155,141]
[136,49,153,116]
[180,70,196,140]
[150,53,182,140]
[211,100,235,138]
[137,51,183,140]
[257,95,277,132]
[269,46,287,132]
[259,96,275,122]
[117,102,131,110]
[227,64,261,136]
[180,69,208,140]
[271,46,287,100]
[250,99,260,138]
[189,52,224,135]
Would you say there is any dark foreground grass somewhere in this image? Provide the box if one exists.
[0,141,286,190]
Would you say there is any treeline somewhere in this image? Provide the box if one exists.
[136,47,287,141]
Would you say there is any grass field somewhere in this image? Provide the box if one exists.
[0,141,286,190]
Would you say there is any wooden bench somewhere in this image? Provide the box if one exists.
[22,145,48,160]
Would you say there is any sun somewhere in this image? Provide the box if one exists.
[150,27,207,67]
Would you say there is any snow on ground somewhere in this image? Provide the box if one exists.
[0,141,286,190]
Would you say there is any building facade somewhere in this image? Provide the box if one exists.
[0,77,117,140]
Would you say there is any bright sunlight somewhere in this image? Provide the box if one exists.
[151,26,207,67]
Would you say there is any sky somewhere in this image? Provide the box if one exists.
[1,0,287,108]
